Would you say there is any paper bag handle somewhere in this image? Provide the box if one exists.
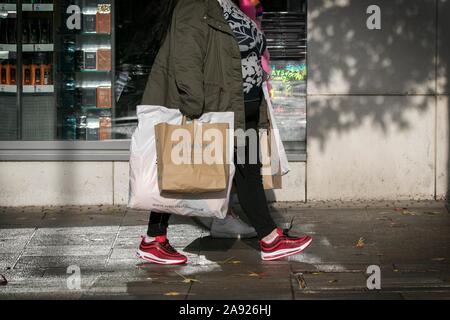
[181,116,198,126]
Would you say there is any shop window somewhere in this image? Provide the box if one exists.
[0,0,306,159]
[115,0,308,157]
[260,0,307,157]
[0,0,114,141]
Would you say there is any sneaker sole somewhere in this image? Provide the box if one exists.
[136,250,187,265]
[261,238,313,261]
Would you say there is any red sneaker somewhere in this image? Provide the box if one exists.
[260,228,313,261]
[136,236,188,265]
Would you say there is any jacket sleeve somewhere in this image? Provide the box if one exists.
[171,1,208,119]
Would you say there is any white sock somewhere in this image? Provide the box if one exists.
[143,235,156,244]
[263,232,279,245]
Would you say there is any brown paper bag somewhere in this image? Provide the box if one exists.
[260,129,283,190]
[155,118,230,194]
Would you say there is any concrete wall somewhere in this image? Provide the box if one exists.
[0,162,306,206]
[0,162,114,206]
[306,0,449,201]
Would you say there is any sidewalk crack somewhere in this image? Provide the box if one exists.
[11,228,38,270]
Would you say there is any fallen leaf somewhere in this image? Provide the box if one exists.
[0,274,7,286]
[328,279,339,284]
[432,258,446,262]
[175,271,199,284]
[229,260,242,265]
[247,272,267,279]
[164,292,181,296]
[218,257,236,265]
[293,273,307,289]
[402,210,416,216]
[356,238,365,248]
[390,223,407,228]
[182,279,199,284]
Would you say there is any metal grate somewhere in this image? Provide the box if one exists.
[262,12,307,60]
[0,96,18,140]
[22,95,56,141]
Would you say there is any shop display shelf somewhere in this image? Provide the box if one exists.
[0,3,16,11]
[22,3,53,12]
[0,44,54,52]
[0,44,17,52]
[22,85,54,93]
[0,84,17,93]
[75,70,112,73]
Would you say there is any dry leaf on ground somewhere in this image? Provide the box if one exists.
[293,273,307,289]
[247,272,267,279]
[402,210,416,216]
[356,238,366,248]
[175,271,199,284]
[218,257,236,265]
[328,279,339,284]
[165,292,181,296]
[432,258,446,262]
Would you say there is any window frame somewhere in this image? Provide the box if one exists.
[0,140,306,162]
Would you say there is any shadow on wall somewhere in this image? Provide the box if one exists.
[306,0,449,198]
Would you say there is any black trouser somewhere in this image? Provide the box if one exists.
[147,97,277,240]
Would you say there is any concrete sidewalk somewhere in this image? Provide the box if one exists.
[0,201,450,300]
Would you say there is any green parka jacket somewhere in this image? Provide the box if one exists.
[141,0,269,130]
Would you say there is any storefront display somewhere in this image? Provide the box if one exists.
[57,0,113,141]
[0,0,113,141]
[270,60,307,143]
[262,10,307,152]
[0,0,56,140]
[0,0,306,159]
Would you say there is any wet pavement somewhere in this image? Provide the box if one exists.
[0,201,450,300]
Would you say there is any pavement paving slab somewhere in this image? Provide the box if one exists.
[0,202,450,300]
[187,264,293,300]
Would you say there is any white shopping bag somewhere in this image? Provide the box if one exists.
[262,82,291,176]
[128,105,235,219]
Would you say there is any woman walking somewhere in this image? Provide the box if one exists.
[137,0,313,265]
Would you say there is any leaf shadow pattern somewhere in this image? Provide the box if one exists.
[306,0,448,155]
